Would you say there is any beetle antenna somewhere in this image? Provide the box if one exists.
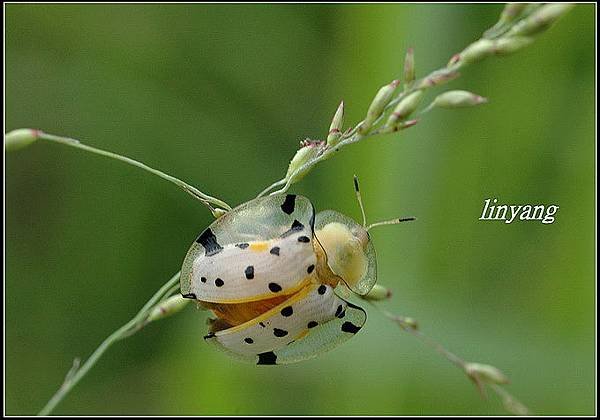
[366,217,416,231]
[353,175,368,227]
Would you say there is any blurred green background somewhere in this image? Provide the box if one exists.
[5,3,595,415]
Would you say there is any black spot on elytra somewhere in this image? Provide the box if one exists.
[182,293,197,299]
[244,266,254,280]
[195,228,223,256]
[318,285,327,295]
[280,306,293,317]
[259,322,266,328]
[346,301,366,310]
[341,321,362,334]
[200,277,207,283]
[307,264,315,274]
[281,194,296,214]
[270,246,280,256]
[273,328,288,337]
[269,283,282,293]
[236,243,250,249]
[215,278,224,287]
[298,236,310,243]
[335,305,346,319]
[244,337,254,344]
[281,220,304,238]
[307,321,318,328]
[257,351,277,365]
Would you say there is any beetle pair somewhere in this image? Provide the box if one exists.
[180,179,414,365]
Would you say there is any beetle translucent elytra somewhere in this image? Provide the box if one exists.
[181,178,414,365]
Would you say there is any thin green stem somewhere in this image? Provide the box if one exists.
[120,281,185,339]
[256,178,286,198]
[379,308,466,371]
[258,70,458,198]
[38,271,181,416]
[370,303,531,415]
[490,383,531,415]
[37,132,232,212]
[257,4,573,199]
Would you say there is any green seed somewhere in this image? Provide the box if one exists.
[432,90,488,108]
[5,128,40,151]
[326,101,345,147]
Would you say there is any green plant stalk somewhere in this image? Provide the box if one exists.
[37,271,182,416]
[255,67,458,197]
[257,3,573,199]
[374,307,530,415]
[36,132,232,213]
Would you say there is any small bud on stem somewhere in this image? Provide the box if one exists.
[147,295,189,323]
[484,4,538,39]
[360,80,400,134]
[395,315,419,331]
[386,90,424,126]
[431,90,488,109]
[5,128,40,151]
[507,3,575,37]
[493,36,534,55]
[362,284,393,301]
[417,70,460,89]
[450,39,495,68]
[285,140,324,184]
[327,101,345,147]
[211,208,228,219]
[465,362,510,385]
